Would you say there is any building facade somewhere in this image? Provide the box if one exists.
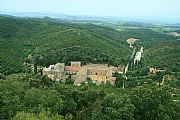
[43,62,117,86]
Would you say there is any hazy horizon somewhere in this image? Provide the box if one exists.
[0,0,180,23]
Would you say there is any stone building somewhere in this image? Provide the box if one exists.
[149,67,166,74]
[43,63,65,81]
[74,64,117,85]
[43,62,117,86]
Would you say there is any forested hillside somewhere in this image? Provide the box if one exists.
[1,16,179,75]
[0,15,180,120]
[0,16,131,74]
[145,40,180,71]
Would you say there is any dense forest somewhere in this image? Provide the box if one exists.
[0,16,131,75]
[0,73,179,120]
[0,15,180,120]
[0,16,179,75]
[145,40,180,71]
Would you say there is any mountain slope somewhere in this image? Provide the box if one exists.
[144,40,180,71]
[0,16,131,74]
[0,16,179,74]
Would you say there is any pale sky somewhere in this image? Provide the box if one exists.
[0,0,180,20]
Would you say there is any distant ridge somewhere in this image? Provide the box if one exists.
[1,12,180,24]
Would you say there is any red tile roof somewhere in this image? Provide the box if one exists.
[64,66,80,72]
[109,77,116,81]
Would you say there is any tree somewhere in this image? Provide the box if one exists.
[24,88,64,114]
[40,75,54,88]
[91,93,135,120]
[13,110,64,120]
[138,66,149,76]
[130,86,178,120]
[0,73,5,79]
[105,80,112,87]
[0,59,2,74]
[154,72,164,86]
[33,55,45,75]
[65,78,74,85]
[114,72,124,88]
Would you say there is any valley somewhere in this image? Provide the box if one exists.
[0,15,180,120]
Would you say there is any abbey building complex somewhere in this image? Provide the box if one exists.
[43,62,118,86]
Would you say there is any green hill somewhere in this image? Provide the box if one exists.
[144,40,180,71]
[0,16,179,74]
[0,16,131,74]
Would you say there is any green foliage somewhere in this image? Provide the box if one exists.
[127,66,149,77]
[91,93,135,120]
[144,40,180,72]
[0,74,179,120]
[13,110,64,120]
[1,16,179,75]
[130,86,179,120]
[65,78,74,85]
[0,15,179,120]
[0,16,131,75]
[113,72,124,88]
